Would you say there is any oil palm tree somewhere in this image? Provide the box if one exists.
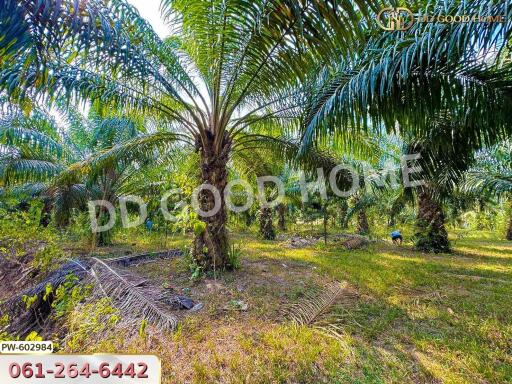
[2,0,381,269]
[0,101,173,245]
[0,103,77,224]
[300,0,512,251]
[463,141,512,240]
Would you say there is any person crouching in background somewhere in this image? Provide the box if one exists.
[391,230,403,245]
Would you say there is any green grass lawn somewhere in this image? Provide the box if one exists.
[73,232,512,383]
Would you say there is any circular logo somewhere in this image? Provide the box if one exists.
[377,7,415,31]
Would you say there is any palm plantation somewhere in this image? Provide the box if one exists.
[3,0,365,269]
[462,141,512,239]
[1,0,512,382]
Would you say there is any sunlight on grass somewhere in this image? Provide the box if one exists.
[54,230,512,383]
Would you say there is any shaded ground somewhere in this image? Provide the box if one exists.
[62,231,512,384]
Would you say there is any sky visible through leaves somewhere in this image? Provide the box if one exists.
[127,0,169,38]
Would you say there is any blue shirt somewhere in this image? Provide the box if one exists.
[391,230,401,239]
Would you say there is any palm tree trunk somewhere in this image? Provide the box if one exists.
[352,195,369,235]
[323,204,328,244]
[338,199,348,229]
[244,211,254,228]
[96,205,113,246]
[357,209,369,235]
[39,199,52,227]
[192,131,231,271]
[259,207,276,240]
[507,200,512,241]
[476,199,486,230]
[415,189,450,253]
[277,203,286,231]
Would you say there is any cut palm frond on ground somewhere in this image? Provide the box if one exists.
[337,234,371,250]
[89,258,178,333]
[286,281,348,341]
[106,249,182,267]
[1,256,182,338]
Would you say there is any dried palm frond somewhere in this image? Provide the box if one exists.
[286,281,348,340]
[106,249,182,267]
[340,235,370,250]
[88,258,178,333]
[1,260,89,337]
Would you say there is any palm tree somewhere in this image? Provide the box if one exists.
[0,101,172,245]
[403,111,510,252]
[345,193,371,235]
[2,0,380,270]
[0,103,78,224]
[463,141,512,240]
[300,0,512,251]
[5,0,512,260]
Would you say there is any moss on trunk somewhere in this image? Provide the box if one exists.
[192,131,231,271]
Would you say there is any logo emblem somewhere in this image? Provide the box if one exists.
[377,7,414,31]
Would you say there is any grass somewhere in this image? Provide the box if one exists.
[65,230,512,383]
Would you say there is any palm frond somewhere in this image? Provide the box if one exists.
[464,170,512,196]
[1,260,90,337]
[286,281,348,341]
[89,258,178,332]
[0,124,65,161]
[0,0,32,63]
[301,0,512,151]
[0,158,64,185]
[461,140,512,196]
[50,131,189,187]
[344,193,376,224]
